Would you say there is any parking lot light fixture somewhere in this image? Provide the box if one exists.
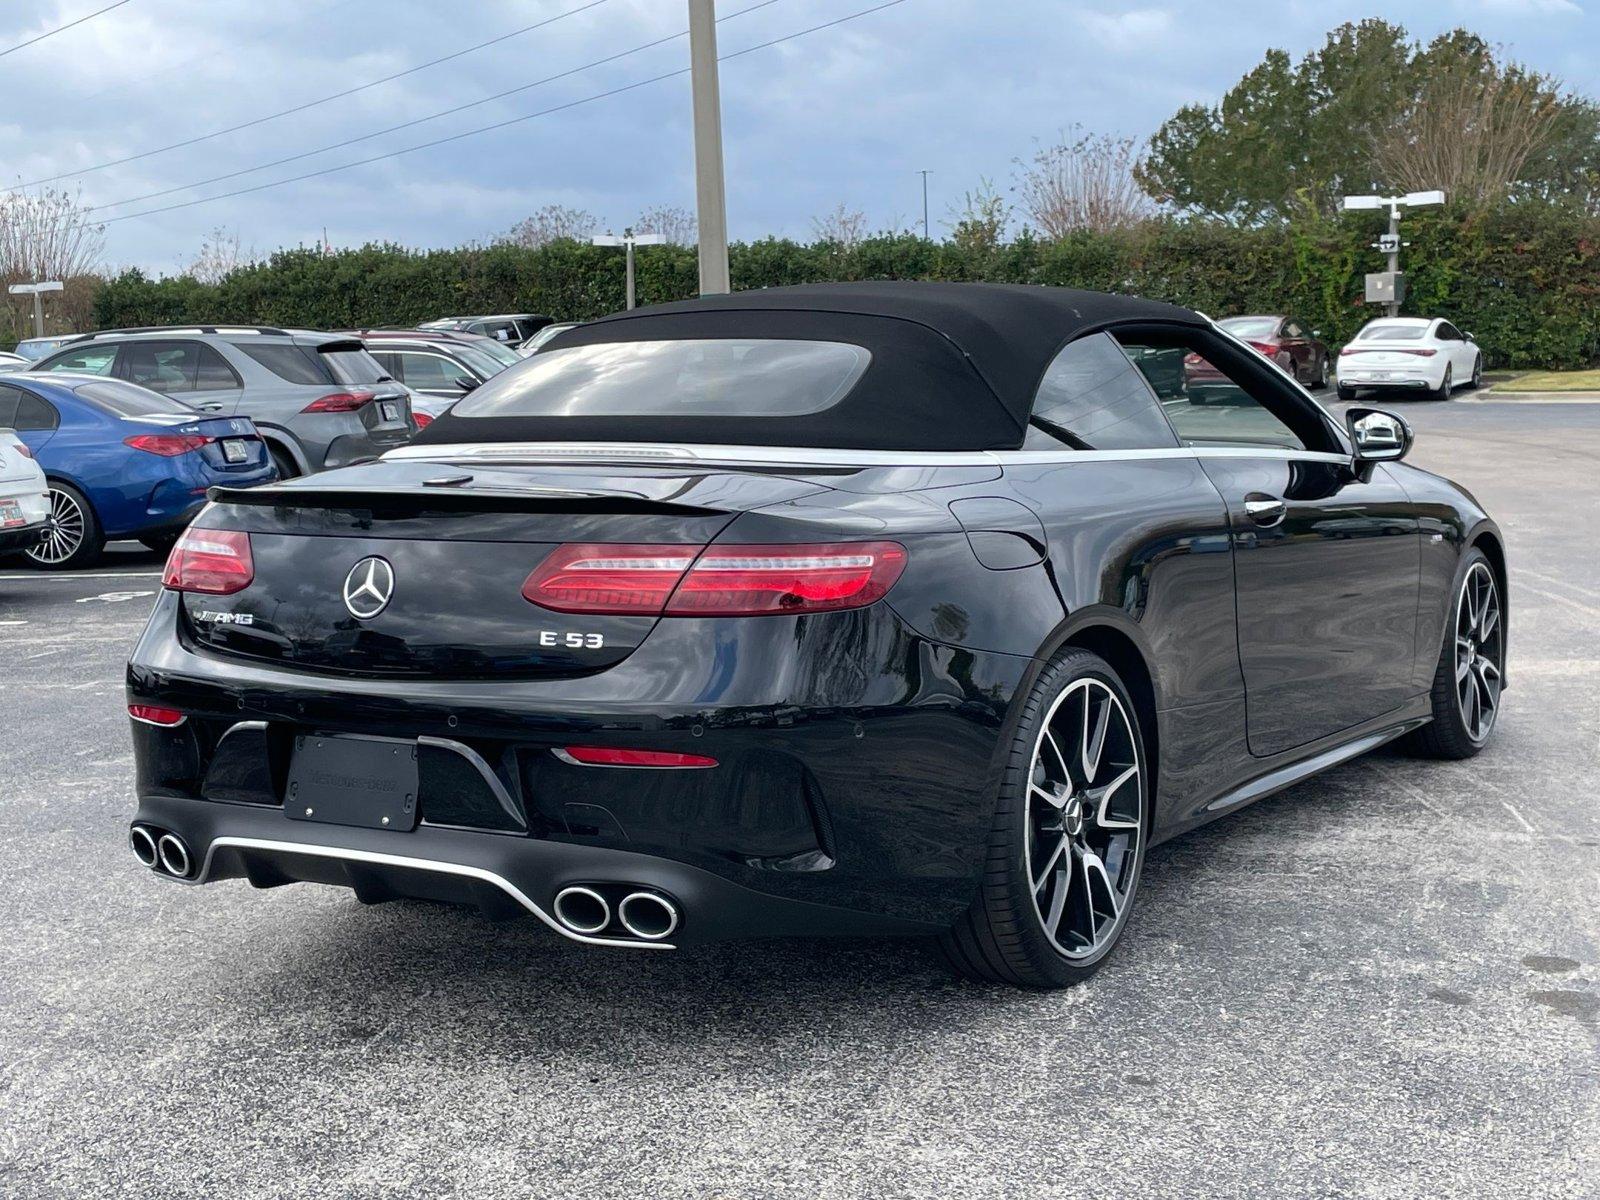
[1343,188,1445,318]
[592,231,668,310]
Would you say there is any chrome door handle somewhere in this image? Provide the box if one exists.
[1244,495,1286,527]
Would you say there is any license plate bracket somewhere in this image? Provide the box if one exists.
[381,401,399,422]
[286,734,419,831]
[0,498,21,528]
[222,438,248,463]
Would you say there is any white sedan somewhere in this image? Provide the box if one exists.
[0,430,50,558]
[1335,317,1484,401]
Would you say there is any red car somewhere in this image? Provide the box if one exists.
[1184,315,1332,401]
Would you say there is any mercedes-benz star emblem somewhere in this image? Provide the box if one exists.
[342,557,394,619]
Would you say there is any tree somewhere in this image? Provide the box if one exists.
[811,203,868,247]
[632,204,696,246]
[1137,20,1600,220]
[1016,129,1156,237]
[0,187,104,281]
[188,226,253,284]
[947,177,1010,252]
[502,204,597,248]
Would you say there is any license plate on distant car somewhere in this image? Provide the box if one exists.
[381,401,399,422]
[222,438,248,463]
[285,734,419,831]
[1370,371,1390,380]
[0,498,21,528]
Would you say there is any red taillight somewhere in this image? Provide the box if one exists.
[413,411,434,428]
[300,390,375,413]
[1341,347,1436,357]
[13,442,32,459]
[128,703,185,727]
[1246,340,1278,356]
[162,528,254,595]
[125,433,210,456]
[521,543,699,614]
[667,543,908,616]
[520,541,907,617]
[559,746,718,768]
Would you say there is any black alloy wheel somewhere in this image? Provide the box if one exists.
[941,648,1147,988]
[1408,550,1504,759]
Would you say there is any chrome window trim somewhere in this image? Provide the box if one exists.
[187,836,676,950]
[384,441,1355,469]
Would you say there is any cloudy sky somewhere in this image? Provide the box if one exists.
[0,0,1594,273]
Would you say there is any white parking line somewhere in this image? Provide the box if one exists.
[0,571,164,580]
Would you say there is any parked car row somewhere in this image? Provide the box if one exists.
[0,320,541,570]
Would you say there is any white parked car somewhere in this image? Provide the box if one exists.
[1336,317,1484,401]
[0,429,50,558]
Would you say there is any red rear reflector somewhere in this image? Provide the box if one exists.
[413,411,434,428]
[128,703,185,727]
[521,541,907,617]
[162,528,254,595]
[300,390,375,413]
[560,746,718,768]
[666,542,907,616]
[522,544,699,614]
[125,433,210,456]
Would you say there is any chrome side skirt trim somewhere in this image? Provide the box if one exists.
[1202,718,1429,813]
[384,441,1355,470]
[191,836,676,950]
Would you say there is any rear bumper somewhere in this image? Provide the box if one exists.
[131,795,945,947]
[0,518,47,553]
[127,590,1030,942]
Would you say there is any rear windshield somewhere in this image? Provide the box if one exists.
[475,339,523,367]
[74,379,192,416]
[233,342,391,386]
[1359,324,1428,341]
[450,339,872,420]
[1219,317,1278,339]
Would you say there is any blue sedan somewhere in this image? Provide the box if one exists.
[0,372,276,569]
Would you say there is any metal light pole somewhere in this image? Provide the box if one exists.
[918,170,931,240]
[593,232,668,310]
[9,280,63,337]
[687,0,730,295]
[1342,190,1445,318]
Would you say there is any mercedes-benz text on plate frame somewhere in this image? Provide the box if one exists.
[125,281,1508,990]
[342,557,394,619]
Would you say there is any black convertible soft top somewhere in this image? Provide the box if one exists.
[415,282,1207,451]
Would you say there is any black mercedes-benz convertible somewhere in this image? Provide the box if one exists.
[126,283,1507,988]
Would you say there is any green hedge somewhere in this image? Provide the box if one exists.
[91,206,1600,369]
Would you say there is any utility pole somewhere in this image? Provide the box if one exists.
[918,170,931,240]
[687,0,730,295]
[1342,189,1444,318]
[593,231,668,310]
[8,281,63,337]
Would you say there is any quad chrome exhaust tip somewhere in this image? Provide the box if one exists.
[618,891,680,941]
[129,825,159,868]
[156,832,192,879]
[552,886,611,935]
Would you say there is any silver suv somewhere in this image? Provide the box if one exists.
[30,326,416,477]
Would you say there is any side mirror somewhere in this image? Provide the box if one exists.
[1464,331,1476,343]
[1347,406,1413,463]
[453,375,480,392]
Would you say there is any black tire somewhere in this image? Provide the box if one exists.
[269,445,300,480]
[25,481,105,570]
[1464,353,1484,390]
[939,648,1149,989]
[1404,548,1504,760]
[1336,384,1357,401]
[138,532,180,554]
[1430,364,1453,402]
[1314,354,1331,390]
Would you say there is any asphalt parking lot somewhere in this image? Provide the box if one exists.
[1,395,1596,1199]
